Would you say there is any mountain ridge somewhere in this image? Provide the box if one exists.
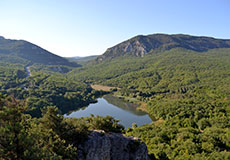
[96,34,230,62]
[0,36,79,67]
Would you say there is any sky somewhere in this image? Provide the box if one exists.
[0,0,229,57]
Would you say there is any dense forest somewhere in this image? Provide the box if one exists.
[0,62,106,117]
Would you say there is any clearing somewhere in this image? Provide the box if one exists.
[91,84,120,92]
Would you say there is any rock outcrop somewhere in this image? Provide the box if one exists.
[76,130,150,160]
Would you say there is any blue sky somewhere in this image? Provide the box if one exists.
[0,0,229,57]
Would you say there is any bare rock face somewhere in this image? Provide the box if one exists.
[76,130,150,160]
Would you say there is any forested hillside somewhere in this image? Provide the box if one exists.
[0,36,79,67]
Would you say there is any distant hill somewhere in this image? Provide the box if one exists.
[67,55,98,62]
[96,34,230,62]
[67,56,81,60]
[0,36,80,67]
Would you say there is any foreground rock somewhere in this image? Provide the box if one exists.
[76,130,150,160]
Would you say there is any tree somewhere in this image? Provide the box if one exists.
[39,106,77,159]
[0,95,40,159]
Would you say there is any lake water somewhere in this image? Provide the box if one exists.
[65,95,152,128]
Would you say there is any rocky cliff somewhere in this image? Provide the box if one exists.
[76,130,150,160]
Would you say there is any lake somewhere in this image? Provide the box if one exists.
[65,95,152,128]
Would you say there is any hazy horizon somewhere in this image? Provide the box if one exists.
[1,0,229,57]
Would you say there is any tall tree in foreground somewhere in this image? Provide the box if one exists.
[0,95,41,159]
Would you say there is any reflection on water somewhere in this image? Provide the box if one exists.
[103,95,146,116]
[65,95,152,128]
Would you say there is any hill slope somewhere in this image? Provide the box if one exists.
[0,36,79,67]
[96,34,230,62]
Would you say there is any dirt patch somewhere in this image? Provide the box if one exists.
[91,84,120,92]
